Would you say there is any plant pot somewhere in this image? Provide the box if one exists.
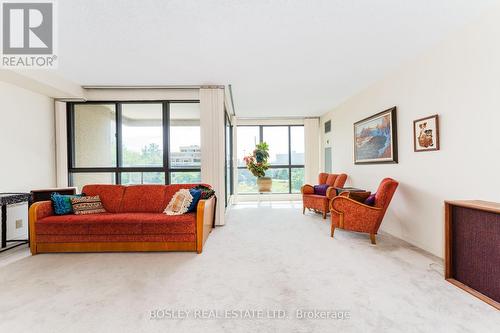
[257,176,272,192]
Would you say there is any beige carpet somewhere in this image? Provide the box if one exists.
[0,202,498,332]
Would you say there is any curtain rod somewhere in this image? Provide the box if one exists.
[81,85,225,89]
[82,85,199,89]
[236,116,311,120]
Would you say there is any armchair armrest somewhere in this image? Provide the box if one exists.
[330,196,381,214]
[28,200,54,255]
[29,201,54,221]
[330,196,381,232]
[301,184,314,194]
[195,196,216,254]
[326,187,337,199]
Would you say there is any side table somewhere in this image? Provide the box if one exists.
[334,187,371,203]
[334,187,366,196]
[0,193,31,252]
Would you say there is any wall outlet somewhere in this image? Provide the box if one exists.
[16,219,23,229]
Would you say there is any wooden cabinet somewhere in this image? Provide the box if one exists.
[445,200,500,310]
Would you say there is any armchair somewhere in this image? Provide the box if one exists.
[330,178,398,244]
[301,173,348,219]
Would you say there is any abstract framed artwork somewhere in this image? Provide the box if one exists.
[413,114,439,152]
[354,106,398,164]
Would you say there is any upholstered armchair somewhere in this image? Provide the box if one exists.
[301,173,348,219]
[330,178,399,244]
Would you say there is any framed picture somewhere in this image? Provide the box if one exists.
[413,114,439,152]
[354,106,398,164]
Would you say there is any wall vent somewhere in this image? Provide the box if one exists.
[324,120,331,133]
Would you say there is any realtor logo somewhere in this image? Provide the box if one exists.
[1,0,57,68]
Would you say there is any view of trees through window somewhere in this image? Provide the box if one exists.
[237,125,304,194]
[69,102,201,190]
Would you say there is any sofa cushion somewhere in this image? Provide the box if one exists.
[121,185,168,213]
[36,217,90,235]
[36,234,196,243]
[36,212,196,236]
[142,213,196,234]
[82,185,126,213]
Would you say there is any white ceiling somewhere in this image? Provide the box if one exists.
[56,0,498,117]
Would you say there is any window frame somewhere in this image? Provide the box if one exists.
[236,124,304,194]
[224,112,234,206]
[67,100,201,186]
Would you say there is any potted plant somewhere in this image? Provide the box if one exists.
[243,142,272,192]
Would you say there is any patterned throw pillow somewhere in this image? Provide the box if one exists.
[313,184,329,196]
[51,193,85,215]
[187,189,202,212]
[192,185,215,199]
[164,189,193,215]
[364,193,376,206]
[71,195,107,215]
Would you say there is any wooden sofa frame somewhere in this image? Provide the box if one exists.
[29,196,216,255]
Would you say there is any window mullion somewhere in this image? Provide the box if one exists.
[116,102,122,184]
[66,103,75,185]
[163,101,170,184]
[288,126,292,193]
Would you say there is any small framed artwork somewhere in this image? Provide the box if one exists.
[354,106,398,164]
[413,115,439,152]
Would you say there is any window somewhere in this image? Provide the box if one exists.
[263,126,289,165]
[266,168,290,193]
[225,112,233,206]
[71,173,116,192]
[236,125,305,194]
[73,104,116,167]
[68,101,201,190]
[170,171,201,184]
[169,103,201,170]
[236,126,259,167]
[237,168,258,193]
[121,103,163,167]
[169,103,201,184]
[121,172,165,185]
[291,167,305,193]
[290,126,304,165]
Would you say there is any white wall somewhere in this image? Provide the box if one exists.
[0,81,56,192]
[320,8,500,258]
[304,118,320,185]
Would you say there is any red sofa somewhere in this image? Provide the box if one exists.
[29,184,216,254]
